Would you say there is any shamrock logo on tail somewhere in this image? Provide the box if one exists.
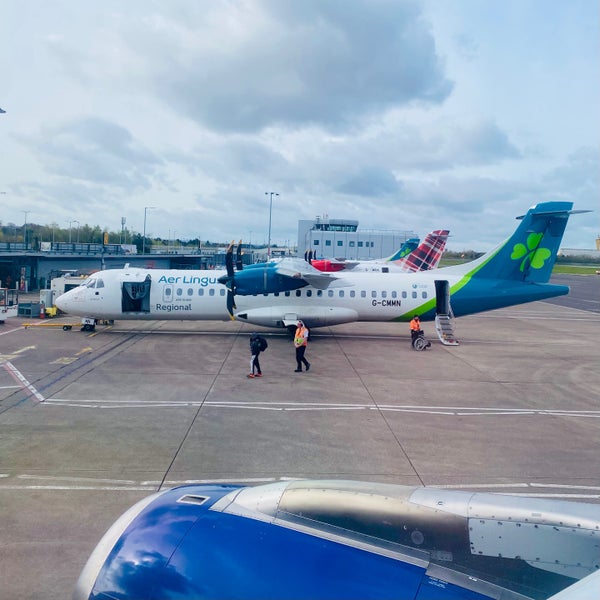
[511,232,551,272]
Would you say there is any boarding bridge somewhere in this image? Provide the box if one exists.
[434,280,459,346]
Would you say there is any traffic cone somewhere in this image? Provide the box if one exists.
[39,303,45,319]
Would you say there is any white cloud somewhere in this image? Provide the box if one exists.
[0,0,597,250]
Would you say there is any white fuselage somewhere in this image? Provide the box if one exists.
[55,266,440,328]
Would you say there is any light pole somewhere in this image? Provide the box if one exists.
[74,220,80,243]
[265,192,279,259]
[22,210,30,249]
[143,206,155,254]
[68,220,76,243]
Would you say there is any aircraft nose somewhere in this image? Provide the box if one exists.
[55,292,71,313]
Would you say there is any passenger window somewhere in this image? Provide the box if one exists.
[306,290,312,297]
[176,288,183,296]
[361,291,366,298]
[220,289,225,296]
[371,291,377,298]
[165,288,172,298]
[285,291,290,297]
[209,289,215,296]
[402,291,407,299]
[391,291,397,298]
[422,292,427,299]
[350,290,355,298]
[412,291,417,299]
[198,289,204,296]
[296,290,301,297]
[274,292,279,297]
[328,290,334,297]
[187,288,193,296]
[317,290,323,297]
[381,291,387,298]
[339,290,344,298]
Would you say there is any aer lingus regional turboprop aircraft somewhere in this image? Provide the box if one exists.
[55,202,579,343]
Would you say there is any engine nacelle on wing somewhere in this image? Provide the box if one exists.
[74,480,599,600]
[231,265,308,295]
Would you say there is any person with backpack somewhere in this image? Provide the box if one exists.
[247,332,268,378]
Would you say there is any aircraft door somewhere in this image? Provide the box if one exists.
[122,275,152,313]
[434,280,450,315]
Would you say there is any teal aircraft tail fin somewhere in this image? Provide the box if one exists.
[385,238,419,262]
[457,202,575,282]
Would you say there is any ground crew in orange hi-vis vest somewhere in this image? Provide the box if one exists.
[409,315,422,345]
[293,320,311,373]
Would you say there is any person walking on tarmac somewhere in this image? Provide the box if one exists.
[409,315,422,346]
[247,332,267,378]
[293,320,311,372]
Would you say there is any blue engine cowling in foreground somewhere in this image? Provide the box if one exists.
[74,480,599,600]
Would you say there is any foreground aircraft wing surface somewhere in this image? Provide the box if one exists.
[74,479,600,600]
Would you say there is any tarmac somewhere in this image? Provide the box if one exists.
[1,274,599,599]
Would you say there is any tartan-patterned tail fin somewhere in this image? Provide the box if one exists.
[391,230,449,272]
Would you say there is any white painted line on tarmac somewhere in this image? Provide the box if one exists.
[2,361,45,402]
[1,474,599,498]
[39,397,600,418]
[528,483,600,490]
[17,474,138,485]
[0,485,154,491]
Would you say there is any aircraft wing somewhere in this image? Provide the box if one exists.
[547,569,600,600]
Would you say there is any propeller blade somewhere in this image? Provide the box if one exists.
[236,240,243,271]
[225,241,234,278]
[226,290,236,318]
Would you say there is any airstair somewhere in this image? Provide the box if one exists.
[435,313,459,346]
[433,280,460,346]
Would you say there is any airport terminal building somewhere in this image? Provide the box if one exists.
[297,217,416,260]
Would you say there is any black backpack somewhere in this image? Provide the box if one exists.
[259,336,268,351]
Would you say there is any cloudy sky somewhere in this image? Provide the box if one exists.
[1,0,598,251]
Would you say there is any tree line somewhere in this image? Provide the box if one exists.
[0,221,222,252]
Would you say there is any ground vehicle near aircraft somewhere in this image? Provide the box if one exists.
[0,287,19,323]
[73,479,600,600]
[55,202,579,343]
[310,230,449,273]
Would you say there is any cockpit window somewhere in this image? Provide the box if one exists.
[96,279,104,288]
[85,279,97,289]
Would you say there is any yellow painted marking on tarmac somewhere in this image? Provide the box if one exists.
[51,357,79,365]
[51,346,93,364]
[0,345,37,362]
